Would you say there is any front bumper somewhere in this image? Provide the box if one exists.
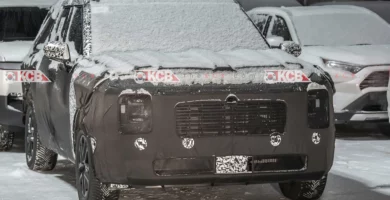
[80,85,335,186]
[334,91,388,124]
[333,66,389,123]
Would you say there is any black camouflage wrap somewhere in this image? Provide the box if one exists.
[67,68,335,185]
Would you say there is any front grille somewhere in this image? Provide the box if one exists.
[175,100,287,137]
[360,71,389,90]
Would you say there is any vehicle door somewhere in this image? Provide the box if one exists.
[45,5,84,160]
[27,6,67,153]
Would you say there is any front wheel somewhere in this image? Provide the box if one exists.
[279,175,327,200]
[25,105,58,171]
[75,132,119,200]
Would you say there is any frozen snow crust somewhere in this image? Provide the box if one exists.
[75,49,321,85]
[90,0,268,54]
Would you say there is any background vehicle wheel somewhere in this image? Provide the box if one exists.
[25,105,58,171]
[378,123,390,137]
[279,175,327,200]
[0,125,14,151]
[76,132,119,200]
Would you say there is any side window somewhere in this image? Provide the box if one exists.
[35,12,56,46]
[270,16,292,41]
[67,7,83,55]
[253,14,269,33]
[53,7,71,42]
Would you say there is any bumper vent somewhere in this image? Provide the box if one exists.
[360,71,389,90]
[175,100,286,137]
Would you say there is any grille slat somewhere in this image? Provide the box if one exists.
[360,71,389,90]
[175,100,287,137]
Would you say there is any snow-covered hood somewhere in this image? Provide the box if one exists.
[0,41,33,62]
[304,45,390,65]
[82,49,313,72]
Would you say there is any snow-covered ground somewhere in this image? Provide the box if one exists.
[333,137,390,196]
[1,129,389,200]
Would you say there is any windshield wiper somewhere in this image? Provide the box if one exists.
[351,43,371,46]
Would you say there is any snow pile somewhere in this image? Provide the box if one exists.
[90,0,268,54]
[85,49,285,71]
[289,6,390,46]
[332,139,390,195]
[74,48,319,85]
[119,88,151,97]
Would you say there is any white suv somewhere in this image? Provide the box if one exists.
[0,0,54,150]
[248,5,390,133]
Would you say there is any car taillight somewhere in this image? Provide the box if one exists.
[118,93,152,134]
[307,90,329,129]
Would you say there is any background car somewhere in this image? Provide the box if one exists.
[247,5,390,136]
[0,0,55,151]
[311,1,390,23]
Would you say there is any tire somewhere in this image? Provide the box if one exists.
[279,175,327,200]
[0,125,14,151]
[25,105,58,171]
[378,123,390,137]
[75,132,119,200]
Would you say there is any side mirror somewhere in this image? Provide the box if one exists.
[43,41,70,62]
[267,36,285,48]
[280,41,302,57]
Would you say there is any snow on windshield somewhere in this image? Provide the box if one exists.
[293,12,390,46]
[90,0,268,54]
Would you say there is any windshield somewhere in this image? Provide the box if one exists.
[90,1,269,54]
[0,7,48,41]
[292,12,390,46]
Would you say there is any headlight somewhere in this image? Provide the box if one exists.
[307,89,329,129]
[118,92,152,134]
[322,59,364,74]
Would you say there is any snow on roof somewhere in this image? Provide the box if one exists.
[312,1,390,23]
[283,5,373,17]
[90,0,268,54]
[237,0,302,11]
[0,0,57,7]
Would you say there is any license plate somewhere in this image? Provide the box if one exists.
[215,156,252,174]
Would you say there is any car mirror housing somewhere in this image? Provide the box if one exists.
[43,41,71,63]
[266,36,285,48]
[280,41,302,57]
